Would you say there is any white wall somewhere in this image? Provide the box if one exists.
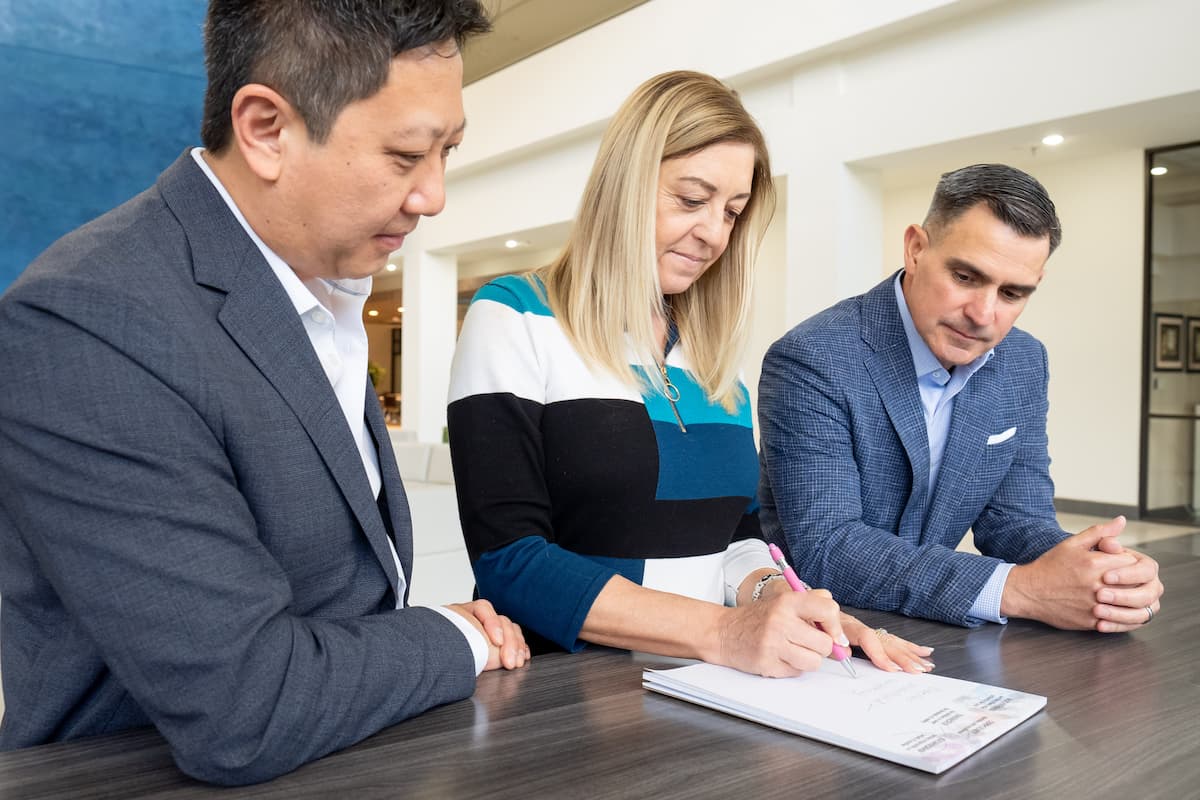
[396,0,1200,507]
[1011,151,1146,507]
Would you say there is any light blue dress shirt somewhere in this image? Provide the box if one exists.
[893,273,1013,624]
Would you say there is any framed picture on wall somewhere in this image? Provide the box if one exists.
[1187,318,1200,372]
[1154,313,1184,371]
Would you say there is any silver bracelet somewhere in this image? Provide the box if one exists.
[751,572,786,602]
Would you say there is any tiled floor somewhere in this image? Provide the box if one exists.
[1057,512,1199,547]
[956,512,1196,554]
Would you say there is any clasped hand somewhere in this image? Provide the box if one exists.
[1003,516,1164,631]
[445,599,531,671]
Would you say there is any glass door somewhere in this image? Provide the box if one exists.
[1143,141,1200,522]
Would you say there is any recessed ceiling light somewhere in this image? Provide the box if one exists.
[1150,166,1168,176]
[504,239,521,249]
[391,316,400,322]
[385,263,398,272]
[1041,133,1064,146]
[397,306,405,313]
[367,309,379,317]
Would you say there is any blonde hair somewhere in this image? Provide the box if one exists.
[533,70,775,411]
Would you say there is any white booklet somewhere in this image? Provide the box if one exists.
[643,657,1045,774]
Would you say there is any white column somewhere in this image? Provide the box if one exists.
[775,66,886,328]
[400,236,458,443]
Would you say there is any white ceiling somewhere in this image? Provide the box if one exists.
[855,91,1200,190]
[463,0,647,85]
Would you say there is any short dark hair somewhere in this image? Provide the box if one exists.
[924,163,1062,255]
[201,0,492,152]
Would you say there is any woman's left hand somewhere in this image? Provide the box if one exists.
[841,613,935,673]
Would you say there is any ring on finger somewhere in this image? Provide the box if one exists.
[1144,606,1154,624]
[874,627,890,640]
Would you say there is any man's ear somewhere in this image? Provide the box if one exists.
[228,83,302,182]
[902,223,929,272]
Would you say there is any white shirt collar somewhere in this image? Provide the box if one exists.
[189,148,374,314]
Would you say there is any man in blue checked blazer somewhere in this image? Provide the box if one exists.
[759,164,1163,632]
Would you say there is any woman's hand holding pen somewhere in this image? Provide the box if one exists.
[712,589,847,678]
[745,569,932,674]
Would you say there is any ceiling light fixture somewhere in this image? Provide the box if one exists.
[397,306,405,313]
[1150,166,1168,176]
[385,263,398,272]
[504,239,521,249]
[367,309,379,317]
[1041,133,1064,146]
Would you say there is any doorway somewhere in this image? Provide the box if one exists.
[1142,141,1200,522]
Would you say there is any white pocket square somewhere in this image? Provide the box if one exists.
[986,426,1017,445]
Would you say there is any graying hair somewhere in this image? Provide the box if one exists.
[924,163,1062,254]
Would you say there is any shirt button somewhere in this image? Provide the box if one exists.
[310,309,330,326]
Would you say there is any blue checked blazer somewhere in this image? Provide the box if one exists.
[758,272,1068,626]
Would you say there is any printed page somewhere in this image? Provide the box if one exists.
[643,658,1045,773]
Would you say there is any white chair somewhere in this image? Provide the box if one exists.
[390,440,432,483]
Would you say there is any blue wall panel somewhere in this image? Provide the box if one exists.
[0,1,206,290]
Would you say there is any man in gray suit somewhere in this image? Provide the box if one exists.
[759,164,1163,635]
[0,0,527,786]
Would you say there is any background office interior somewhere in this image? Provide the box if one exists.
[1,0,1199,715]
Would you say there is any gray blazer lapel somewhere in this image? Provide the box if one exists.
[365,379,414,585]
[157,152,401,593]
[925,350,1004,539]
[860,279,932,508]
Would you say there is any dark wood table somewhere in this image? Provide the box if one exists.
[2,537,1197,799]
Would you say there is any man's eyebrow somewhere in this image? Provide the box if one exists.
[675,176,751,201]
[946,257,1039,295]
[395,119,468,139]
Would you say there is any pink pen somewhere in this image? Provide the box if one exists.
[767,543,857,678]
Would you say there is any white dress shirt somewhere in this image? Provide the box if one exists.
[191,149,486,672]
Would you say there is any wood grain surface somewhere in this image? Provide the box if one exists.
[1,539,1196,799]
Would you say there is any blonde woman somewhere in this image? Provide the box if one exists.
[447,71,932,676]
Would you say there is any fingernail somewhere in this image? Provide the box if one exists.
[836,634,850,646]
[921,660,935,670]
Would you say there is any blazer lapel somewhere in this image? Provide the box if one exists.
[365,379,414,585]
[924,349,1004,540]
[860,278,932,513]
[158,152,401,593]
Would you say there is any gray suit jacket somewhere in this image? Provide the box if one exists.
[0,152,476,785]
[758,273,1068,625]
